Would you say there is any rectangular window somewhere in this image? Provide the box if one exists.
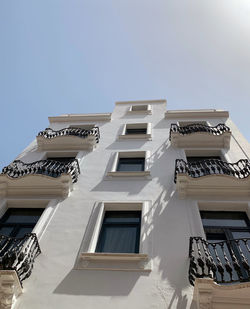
[117,157,145,172]
[126,128,147,135]
[131,105,148,111]
[0,208,44,238]
[95,211,141,253]
[187,156,221,164]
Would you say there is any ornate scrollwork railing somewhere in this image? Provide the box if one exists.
[38,127,100,144]
[189,237,250,285]
[174,159,250,183]
[169,123,230,141]
[0,233,41,284]
[1,159,80,183]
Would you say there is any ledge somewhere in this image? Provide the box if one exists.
[0,174,73,198]
[49,113,112,123]
[107,171,151,178]
[127,110,152,115]
[118,134,152,140]
[165,109,229,119]
[176,174,250,200]
[81,253,148,262]
[37,135,98,151]
[0,270,22,309]
[77,253,151,272]
[170,131,231,148]
[193,278,250,309]
[116,99,166,105]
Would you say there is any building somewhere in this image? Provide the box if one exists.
[0,99,250,309]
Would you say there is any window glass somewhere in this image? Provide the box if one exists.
[96,211,141,253]
[200,211,248,227]
[117,158,145,172]
[2,208,44,224]
[126,128,147,135]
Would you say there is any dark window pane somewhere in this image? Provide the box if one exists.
[200,211,248,227]
[2,209,44,224]
[104,211,141,223]
[187,156,221,164]
[15,227,35,238]
[117,158,145,172]
[97,226,138,253]
[47,157,75,163]
[126,128,147,135]
[96,211,141,253]
[0,227,14,236]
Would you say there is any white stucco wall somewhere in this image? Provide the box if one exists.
[1,101,249,309]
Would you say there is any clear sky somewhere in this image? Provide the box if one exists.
[0,0,249,169]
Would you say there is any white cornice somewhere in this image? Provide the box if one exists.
[116,99,167,105]
[49,113,112,123]
[165,109,229,119]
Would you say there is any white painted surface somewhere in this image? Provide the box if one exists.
[1,101,249,309]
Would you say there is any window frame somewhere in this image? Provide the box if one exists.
[107,151,151,177]
[128,104,152,114]
[119,123,152,140]
[76,201,152,272]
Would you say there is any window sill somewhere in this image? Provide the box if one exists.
[107,171,151,178]
[119,134,152,140]
[77,253,151,272]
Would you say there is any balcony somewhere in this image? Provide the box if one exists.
[0,233,40,307]
[37,126,100,151]
[0,159,80,198]
[169,123,231,148]
[189,237,250,308]
[174,159,250,199]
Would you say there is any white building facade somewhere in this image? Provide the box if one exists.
[0,99,250,309]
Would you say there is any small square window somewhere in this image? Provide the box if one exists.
[128,104,152,114]
[95,211,141,254]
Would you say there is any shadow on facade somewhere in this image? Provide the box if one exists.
[53,270,148,296]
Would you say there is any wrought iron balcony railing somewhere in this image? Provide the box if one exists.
[38,127,100,144]
[189,237,250,285]
[1,159,80,183]
[174,159,250,183]
[0,233,41,284]
[169,123,230,140]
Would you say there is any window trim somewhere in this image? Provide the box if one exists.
[128,104,152,114]
[107,151,151,177]
[119,123,152,140]
[77,201,152,272]
[0,199,59,240]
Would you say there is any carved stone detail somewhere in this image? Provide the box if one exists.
[0,271,22,309]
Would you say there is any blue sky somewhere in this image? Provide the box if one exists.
[0,0,249,169]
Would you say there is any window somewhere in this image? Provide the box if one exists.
[117,158,145,172]
[95,211,141,253]
[47,156,76,163]
[77,201,151,271]
[126,128,147,135]
[0,208,44,238]
[128,104,152,114]
[107,151,150,177]
[119,123,151,140]
[187,156,221,164]
[200,211,250,281]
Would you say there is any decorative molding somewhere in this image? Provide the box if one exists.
[107,171,151,178]
[169,123,231,148]
[116,99,166,105]
[77,253,151,272]
[193,278,250,309]
[49,113,111,123]
[0,271,22,309]
[165,109,229,119]
[37,127,100,151]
